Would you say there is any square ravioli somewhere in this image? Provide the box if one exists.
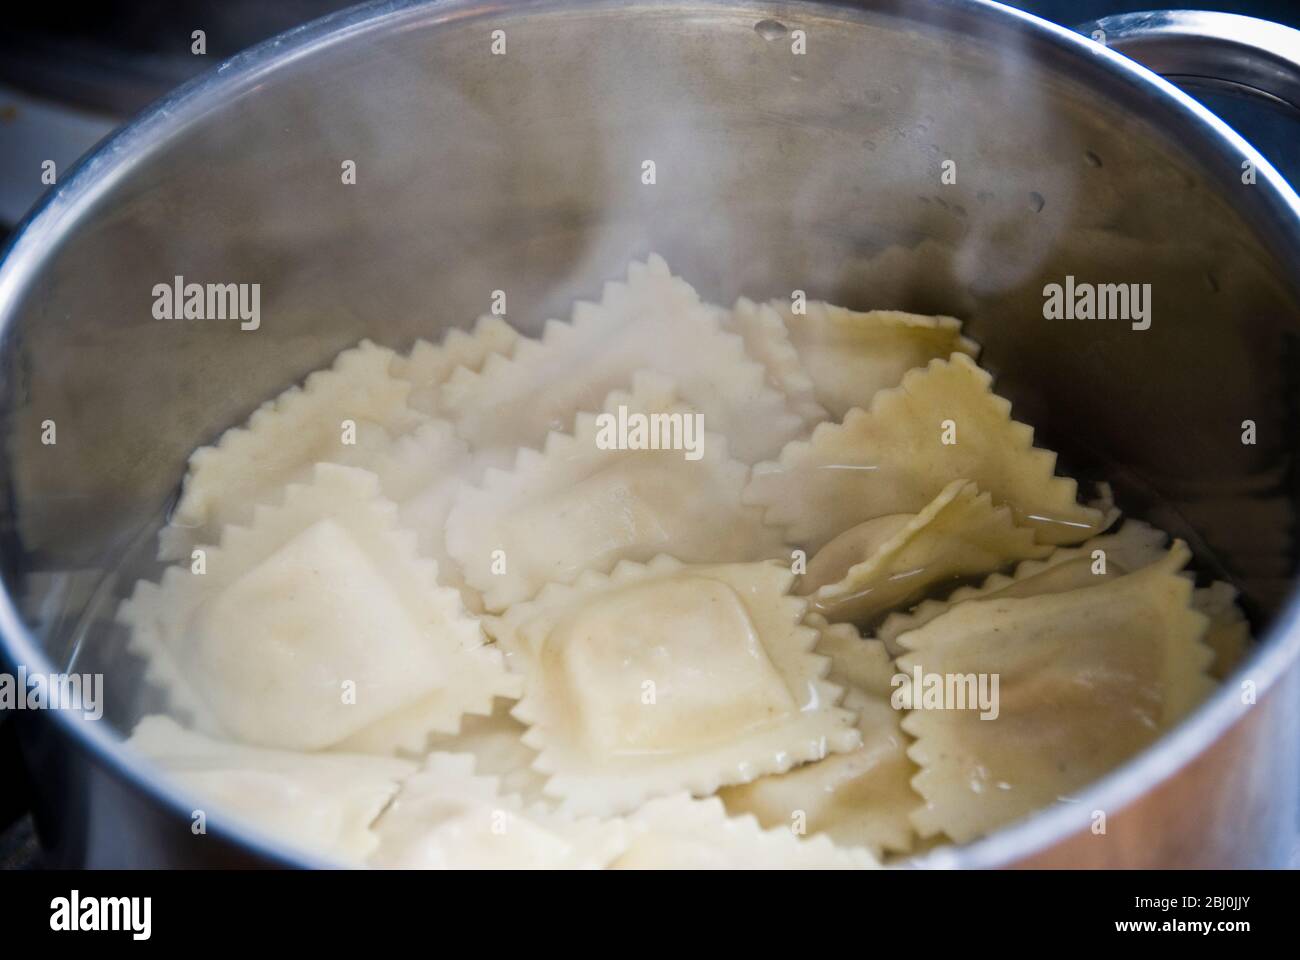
[120,463,519,753]
[898,544,1215,844]
[446,372,787,612]
[159,339,424,560]
[487,556,860,816]
[439,255,803,463]
[745,352,1108,551]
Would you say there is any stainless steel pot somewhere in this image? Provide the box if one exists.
[2,0,1299,868]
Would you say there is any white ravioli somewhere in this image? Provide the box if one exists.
[799,479,1050,624]
[368,753,628,869]
[159,340,424,560]
[446,372,789,612]
[875,519,1170,655]
[127,716,413,864]
[898,544,1215,844]
[487,556,860,817]
[721,615,918,857]
[774,300,979,420]
[119,463,519,753]
[745,353,1107,551]
[724,298,827,426]
[614,794,877,869]
[392,315,520,416]
[439,255,804,463]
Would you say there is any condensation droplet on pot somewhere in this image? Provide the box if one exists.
[1029,191,1045,212]
[1085,150,1103,167]
[755,18,787,40]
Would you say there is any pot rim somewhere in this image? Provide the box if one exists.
[1,0,1297,869]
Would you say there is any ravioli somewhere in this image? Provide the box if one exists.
[799,479,1050,623]
[127,716,413,863]
[721,615,918,856]
[746,354,1107,552]
[446,372,788,612]
[439,255,804,463]
[614,794,877,869]
[120,463,519,753]
[159,340,424,560]
[487,556,859,816]
[874,519,1171,654]
[368,753,627,869]
[774,300,978,419]
[899,545,1215,844]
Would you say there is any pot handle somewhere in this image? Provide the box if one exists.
[1077,10,1300,112]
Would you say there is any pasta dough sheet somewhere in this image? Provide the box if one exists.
[487,556,859,816]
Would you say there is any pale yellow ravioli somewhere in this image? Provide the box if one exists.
[799,479,1050,623]
[721,615,918,857]
[128,716,414,863]
[446,372,788,612]
[368,753,627,869]
[159,340,424,560]
[745,353,1106,552]
[439,255,803,463]
[614,794,877,869]
[486,556,859,817]
[899,545,1215,844]
[774,300,978,419]
[875,519,1170,655]
[120,463,519,753]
